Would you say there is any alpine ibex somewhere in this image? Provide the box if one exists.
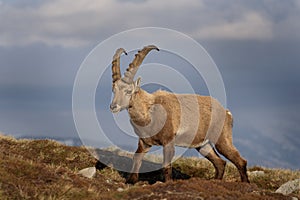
[110,45,250,184]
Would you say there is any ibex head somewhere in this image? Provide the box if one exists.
[110,45,159,113]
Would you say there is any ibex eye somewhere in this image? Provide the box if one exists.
[125,90,132,95]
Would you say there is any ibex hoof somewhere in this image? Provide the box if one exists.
[126,173,138,184]
[164,176,173,182]
[163,167,173,182]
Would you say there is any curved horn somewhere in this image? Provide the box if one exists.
[122,45,159,83]
[112,48,127,83]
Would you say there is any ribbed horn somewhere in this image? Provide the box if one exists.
[122,45,159,83]
[112,48,127,83]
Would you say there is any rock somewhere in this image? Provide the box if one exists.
[248,170,265,177]
[275,179,300,195]
[117,188,124,192]
[78,167,96,178]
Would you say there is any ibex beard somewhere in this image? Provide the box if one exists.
[109,45,250,184]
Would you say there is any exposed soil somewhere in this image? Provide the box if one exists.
[0,135,299,200]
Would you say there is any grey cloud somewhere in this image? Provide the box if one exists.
[0,44,89,87]
[0,0,300,47]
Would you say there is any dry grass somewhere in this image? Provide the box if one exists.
[0,134,299,200]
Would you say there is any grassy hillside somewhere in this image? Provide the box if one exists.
[0,134,299,199]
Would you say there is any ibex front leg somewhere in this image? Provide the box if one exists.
[163,141,175,182]
[126,139,151,184]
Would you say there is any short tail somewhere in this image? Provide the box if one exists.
[226,110,233,128]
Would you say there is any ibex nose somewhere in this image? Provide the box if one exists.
[109,104,117,110]
[110,103,117,111]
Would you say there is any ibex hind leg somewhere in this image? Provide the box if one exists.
[196,145,226,180]
[215,141,250,183]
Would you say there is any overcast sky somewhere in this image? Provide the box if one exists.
[0,0,299,169]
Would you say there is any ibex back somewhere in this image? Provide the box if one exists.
[110,45,250,184]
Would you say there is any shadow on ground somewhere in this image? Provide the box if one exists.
[93,149,190,184]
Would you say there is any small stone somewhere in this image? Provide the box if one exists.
[117,188,124,192]
[78,167,96,178]
[248,170,265,177]
[275,179,300,195]
[154,181,163,185]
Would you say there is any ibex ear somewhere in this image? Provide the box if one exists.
[134,77,141,93]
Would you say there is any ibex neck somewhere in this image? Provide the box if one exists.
[128,89,154,126]
[135,89,153,102]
